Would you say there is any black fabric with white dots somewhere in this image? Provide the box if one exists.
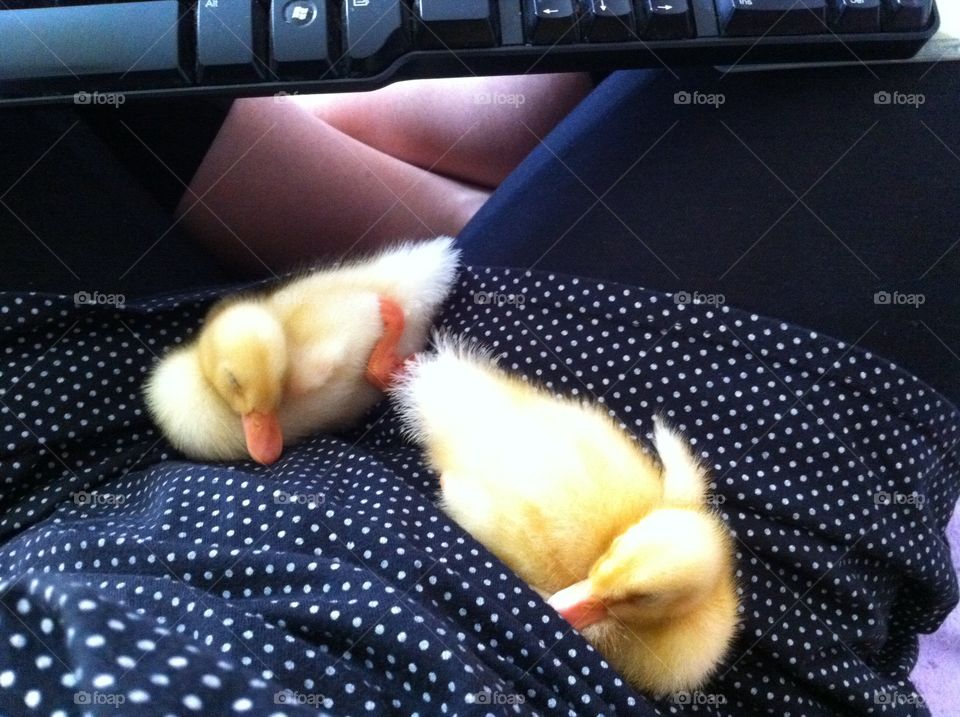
[0,267,957,716]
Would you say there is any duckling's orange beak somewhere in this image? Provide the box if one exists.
[242,411,283,465]
[548,580,608,631]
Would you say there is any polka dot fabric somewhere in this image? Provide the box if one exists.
[0,268,958,717]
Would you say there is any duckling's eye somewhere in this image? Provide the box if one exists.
[225,370,242,393]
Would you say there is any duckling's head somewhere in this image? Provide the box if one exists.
[198,301,288,465]
[548,508,733,630]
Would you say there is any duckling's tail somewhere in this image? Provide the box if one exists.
[368,236,461,312]
[390,333,499,445]
[652,416,710,507]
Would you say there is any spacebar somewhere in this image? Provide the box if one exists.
[0,1,184,87]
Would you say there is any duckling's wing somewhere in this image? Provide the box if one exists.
[277,236,459,316]
[360,236,460,312]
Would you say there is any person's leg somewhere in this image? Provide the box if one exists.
[175,74,593,276]
[457,64,960,404]
[175,96,492,276]
[296,73,595,189]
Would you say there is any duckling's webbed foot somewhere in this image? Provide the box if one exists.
[366,296,408,391]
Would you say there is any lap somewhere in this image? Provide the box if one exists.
[457,65,960,404]
[1,270,956,716]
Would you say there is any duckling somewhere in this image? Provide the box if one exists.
[548,506,739,697]
[145,236,459,464]
[392,335,739,696]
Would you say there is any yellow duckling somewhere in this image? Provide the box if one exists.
[145,237,459,464]
[392,335,739,696]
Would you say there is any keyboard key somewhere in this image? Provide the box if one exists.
[832,0,881,32]
[343,0,410,73]
[582,0,636,42]
[524,0,579,45]
[718,0,828,36]
[271,0,330,75]
[0,1,183,87]
[498,0,525,45]
[882,0,933,31]
[638,0,693,40]
[197,0,266,81]
[416,0,497,48]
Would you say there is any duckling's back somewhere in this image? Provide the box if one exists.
[264,236,461,442]
[275,236,457,316]
[394,336,664,593]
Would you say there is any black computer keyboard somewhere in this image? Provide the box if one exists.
[0,0,940,106]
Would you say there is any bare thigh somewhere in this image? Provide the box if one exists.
[293,74,594,189]
[176,74,593,275]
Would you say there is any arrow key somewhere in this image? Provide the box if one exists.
[524,0,579,44]
[832,0,880,32]
[582,0,636,42]
[638,0,693,40]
